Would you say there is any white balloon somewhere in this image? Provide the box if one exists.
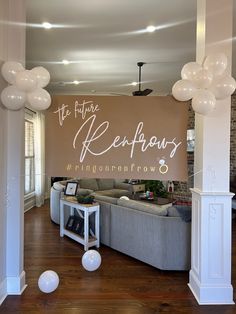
[1,61,24,84]
[31,66,50,88]
[181,62,202,81]
[82,250,101,271]
[16,70,37,92]
[210,75,236,99]
[192,89,216,115]
[120,196,129,200]
[193,68,213,89]
[172,79,197,101]
[38,270,59,293]
[203,52,227,76]
[1,85,26,110]
[27,88,51,110]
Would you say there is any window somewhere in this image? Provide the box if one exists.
[25,118,35,195]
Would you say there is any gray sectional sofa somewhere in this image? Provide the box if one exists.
[98,197,191,271]
[50,178,131,224]
[50,178,191,271]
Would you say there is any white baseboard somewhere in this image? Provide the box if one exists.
[24,195,35,212]
[0,278,7,305]
[7,270,27,295]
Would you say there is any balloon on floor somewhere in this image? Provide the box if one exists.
[38,270,59,293]
[82,250,102,271]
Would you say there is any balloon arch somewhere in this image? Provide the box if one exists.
[172,53,236,115]
[1,61,51,111]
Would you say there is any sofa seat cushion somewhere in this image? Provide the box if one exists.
[93,189,130,198]
[79,178,99,191]
[117,199,168,216]
[97,178,114,190]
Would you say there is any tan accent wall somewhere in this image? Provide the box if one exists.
[45,95,188,181]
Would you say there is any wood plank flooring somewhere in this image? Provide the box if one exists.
[1,201,236,313]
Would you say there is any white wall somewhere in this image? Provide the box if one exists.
[0,1,8,303]
[0,0,26,304]
[0,95,7,304]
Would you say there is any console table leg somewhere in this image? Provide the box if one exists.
[84,211,89,251]
[60,201,64,237]
[95,209,100,248]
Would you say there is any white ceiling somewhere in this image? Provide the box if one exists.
[26,0,236,96]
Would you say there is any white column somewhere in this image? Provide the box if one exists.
[3,0,27,295]
[189,0,234,304]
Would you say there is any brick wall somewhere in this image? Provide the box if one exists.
[173,104,194,194]
[174,96,236,194]
[231,95,236,179]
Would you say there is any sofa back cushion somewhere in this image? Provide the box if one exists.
[77,188,94,196]
[93,194,118,205]
[79,178,99,191]
[117,199,167,216]
[97,178,114,190]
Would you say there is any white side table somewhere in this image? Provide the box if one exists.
[60,196,100,251]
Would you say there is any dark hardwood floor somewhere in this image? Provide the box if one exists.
[1,201,236,313]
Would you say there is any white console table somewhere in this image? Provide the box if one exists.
[130,183,145,194]
[60,196,100,251]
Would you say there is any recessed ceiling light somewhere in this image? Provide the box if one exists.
[146,25,156,33]
[62,59,70,65]
[131,81,138,86]
[73,80,79,85]
[42,22,52,29]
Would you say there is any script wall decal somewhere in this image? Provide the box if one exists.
[45,95,188,180]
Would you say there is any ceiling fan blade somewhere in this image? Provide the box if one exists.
[142,88,153,96]
[132,88,153,96]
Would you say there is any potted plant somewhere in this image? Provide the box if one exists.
[141,180,168,198]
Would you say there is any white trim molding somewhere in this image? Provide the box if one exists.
[7,270,27,295]
[0,278,7,305]
[189,188,234,304]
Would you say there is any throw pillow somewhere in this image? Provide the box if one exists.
[167,205,192,222]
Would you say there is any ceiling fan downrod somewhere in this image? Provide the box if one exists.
[137,62,145,92]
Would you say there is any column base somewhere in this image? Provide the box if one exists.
[189,269,234,304]
[7,270,27,295]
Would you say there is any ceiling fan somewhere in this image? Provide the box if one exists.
[132,62,153,96]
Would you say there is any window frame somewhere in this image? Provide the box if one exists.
[24,114,36,196]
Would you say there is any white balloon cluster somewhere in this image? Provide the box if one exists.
[172,53,236,115]
[1,61,51,111]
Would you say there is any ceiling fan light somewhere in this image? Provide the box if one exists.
[131,81,138,86]
[62,59,70,65]
[146,25,156,33]
[42,22,52,29]
[73,80,79,85]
